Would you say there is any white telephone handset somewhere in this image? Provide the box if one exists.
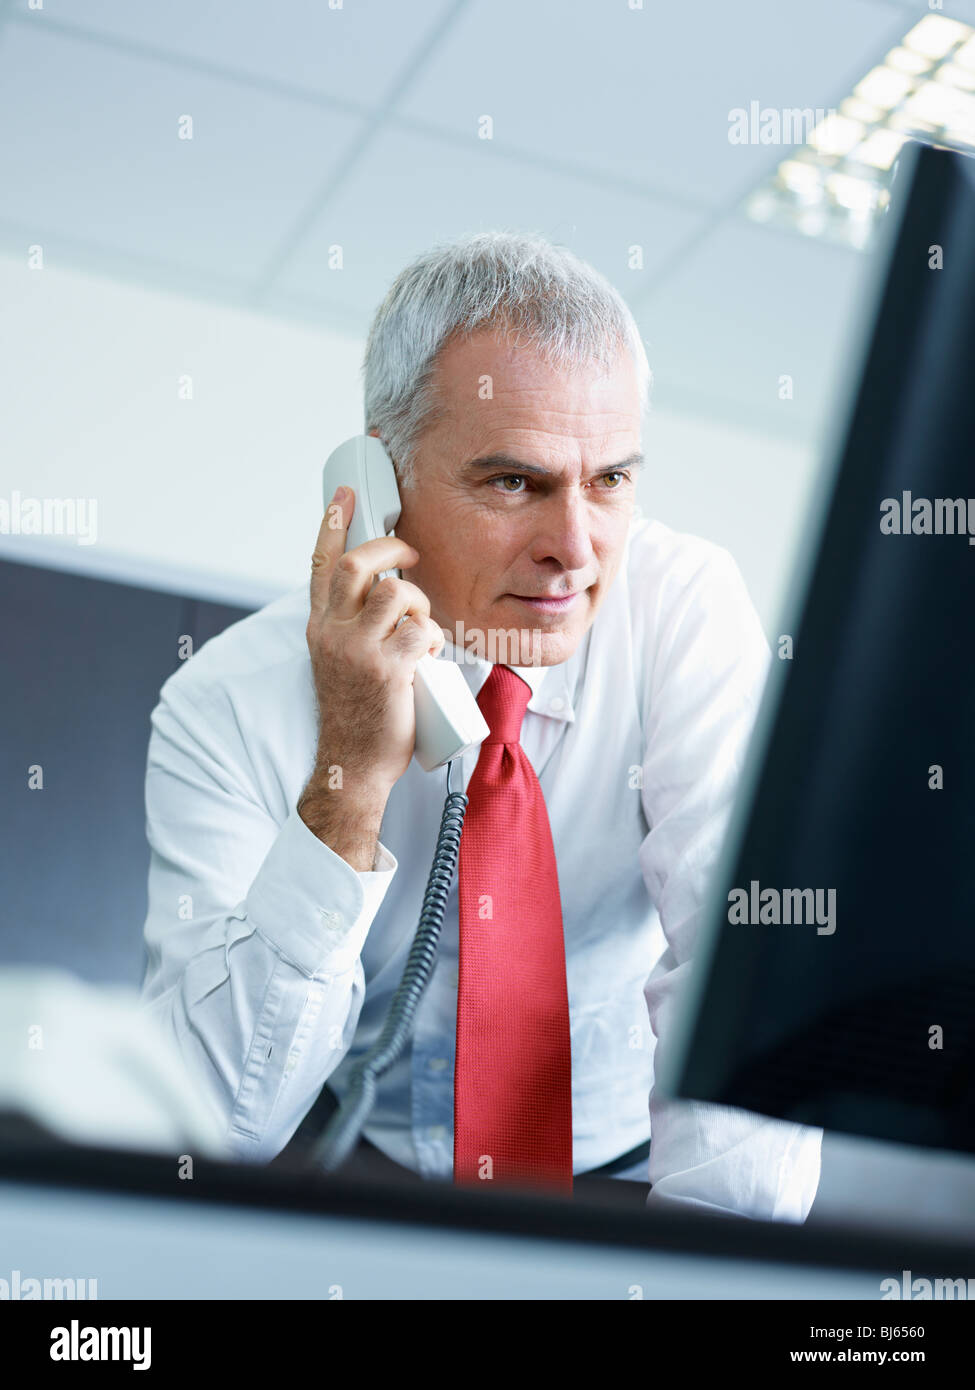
[322,435,489,773]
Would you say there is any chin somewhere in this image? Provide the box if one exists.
[509,627,583,667]
[500,606,592,666]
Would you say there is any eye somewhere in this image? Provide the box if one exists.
[491,474,528,493]
[595,471,630,490]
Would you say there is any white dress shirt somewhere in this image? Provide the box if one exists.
[140,513,823,1221]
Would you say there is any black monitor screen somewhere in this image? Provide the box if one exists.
[663,142,975,1157]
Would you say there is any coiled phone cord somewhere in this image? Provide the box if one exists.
[311,759,469,1175]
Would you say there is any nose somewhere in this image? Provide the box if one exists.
[528,486,595,575]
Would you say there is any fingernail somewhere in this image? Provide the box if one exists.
[333,486,348,503]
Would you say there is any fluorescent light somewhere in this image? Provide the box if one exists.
[743,15,975,250]
[935,63,975,92]
[905,80,975,128]
[809,113,865,156]
[851,129,906,170]
[778,159,823,194]
[942,127,975,150]
[854,66,914,109]
[904,15,970,60]
[885,108,932,133]
[956,37,975,73]
[885,46,931,76]
[826,172,879,211]
[841,96,884,124]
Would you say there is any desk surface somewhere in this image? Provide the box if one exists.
[2,1138,973,1299]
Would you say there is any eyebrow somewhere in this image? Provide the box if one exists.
[462,451,645,479]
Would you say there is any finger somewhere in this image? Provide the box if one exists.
[426,620,446,658]
[328,535,421,619]
[387,614,445,664]
[310,486,355,619]
[361,576,431,638]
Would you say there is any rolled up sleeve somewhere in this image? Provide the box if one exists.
[140,678,397,1162]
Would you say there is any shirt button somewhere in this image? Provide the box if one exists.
[428,1057,448,1072]
[319,909,343,929]
[549,696,565,712]
[428,1124,446,1141]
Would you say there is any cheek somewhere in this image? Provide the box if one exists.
[454,515,525,579]
[417,539,490,613]
[594,509,632,560]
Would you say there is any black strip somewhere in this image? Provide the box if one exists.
[1,1121,973,1275]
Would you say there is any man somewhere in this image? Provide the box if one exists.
[140,231,822,1219]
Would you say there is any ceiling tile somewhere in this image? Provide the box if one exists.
[268,125,709,320]
[7,0,454,104]
[636,218,873,440]
[394,0,908,208]
[2,0,953,457]
[0,24,364,281]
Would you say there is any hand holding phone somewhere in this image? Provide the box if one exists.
[305,495,436,802]
[315,436,489,776]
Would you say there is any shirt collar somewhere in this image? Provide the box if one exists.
[438,629,590,725]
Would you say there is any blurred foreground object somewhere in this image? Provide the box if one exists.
[0,966,228,1157]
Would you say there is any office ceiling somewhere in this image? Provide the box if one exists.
[2,0,971,446]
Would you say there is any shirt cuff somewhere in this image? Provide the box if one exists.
[244,806,398,976]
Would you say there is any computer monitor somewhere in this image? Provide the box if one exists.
[659,141,975,1156]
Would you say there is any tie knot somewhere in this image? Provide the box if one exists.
[476,665,532,744]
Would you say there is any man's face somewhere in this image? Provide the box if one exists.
[376,327,643,667]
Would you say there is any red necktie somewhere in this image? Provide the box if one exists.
[453,664,574,1193]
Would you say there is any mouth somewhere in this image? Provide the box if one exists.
[507,591,583,614]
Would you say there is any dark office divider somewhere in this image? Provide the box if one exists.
[0,558,253,986]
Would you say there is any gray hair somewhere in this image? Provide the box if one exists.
[361,230,651,489]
